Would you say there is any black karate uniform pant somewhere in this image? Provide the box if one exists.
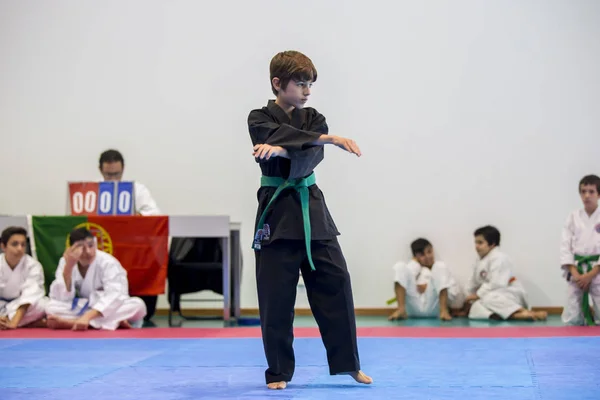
[139,296,157,321]
[255,237,360,384]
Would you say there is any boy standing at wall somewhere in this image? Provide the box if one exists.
[560,175,600,325]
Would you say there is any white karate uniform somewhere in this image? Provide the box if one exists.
[393,260,464,317]
[0,254,48,327]
[46,250,147,330]
[134,181,161,216]
[466,247,528,320]
[560,207,600,325]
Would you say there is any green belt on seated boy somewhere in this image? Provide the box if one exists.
[575,254,600,326]
[252,172,317,271]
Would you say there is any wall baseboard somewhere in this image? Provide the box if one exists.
[531,306,563,315]
[155,307,564,317]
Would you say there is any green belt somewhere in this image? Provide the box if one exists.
[575,254,600,326]
[252,172,317,271]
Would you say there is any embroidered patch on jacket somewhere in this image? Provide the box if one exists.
[253,224,271,250]
[479,270,487,279]
[595,223,600,234]
[262,224,271,240]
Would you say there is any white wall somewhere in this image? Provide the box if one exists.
[1,0,599,310]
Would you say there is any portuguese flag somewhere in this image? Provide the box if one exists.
[32,216,169,296]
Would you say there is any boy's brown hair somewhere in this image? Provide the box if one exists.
[1,226,27,245]
[579,174,600,193]
[270,51,318,96]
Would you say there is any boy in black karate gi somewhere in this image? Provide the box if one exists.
[248,50,372,390]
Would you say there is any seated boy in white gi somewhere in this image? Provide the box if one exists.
[0,226,48,329]
[46,227,147,330]
[466,225,547,321]
[560,174,600,325]
[388,238,465,321]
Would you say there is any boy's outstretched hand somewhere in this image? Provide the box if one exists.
[331,136,362,157]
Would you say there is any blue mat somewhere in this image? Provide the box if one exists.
[1,337,599,399]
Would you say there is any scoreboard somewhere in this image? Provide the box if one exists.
[67,181,136,216]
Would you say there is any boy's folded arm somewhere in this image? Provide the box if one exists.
[248,110,322,150]
[248,109,332,150]
[287,147,324,179]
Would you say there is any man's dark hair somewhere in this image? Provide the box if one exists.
[99,149,125,168]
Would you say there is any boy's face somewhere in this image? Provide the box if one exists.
[72,237,97,267]
[273,78,312,109]
[579,184,599,211]
[474,235,494,258]
[415,245,435,268]
[0,234,26,265]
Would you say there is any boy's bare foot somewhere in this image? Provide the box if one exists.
[72,319,90,331]
[440,310,453,321]
[533,310,548,320]
[267,381,287,390]
[450,308,468,317]
[47,315,76,330]
[388,308,407,320]
[23,318,48,328]
[349,370,373,384]
[511,309,548,321]
[118,320,132,329]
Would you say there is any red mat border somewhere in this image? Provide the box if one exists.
[0,326,598,339]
